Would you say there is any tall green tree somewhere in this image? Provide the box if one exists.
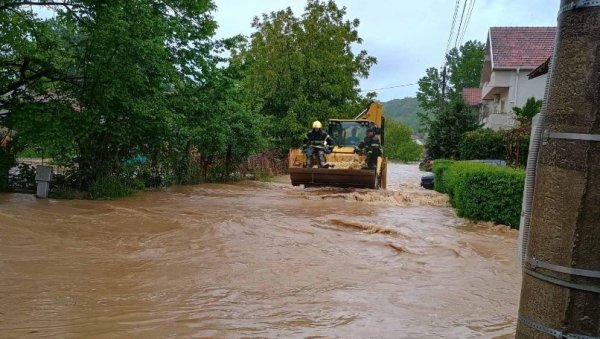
[237,0,376,152]
[2,1,221,187]
[445,40,485,99]
[416,40,484,116]
[416,40,485,158]
[416,67,442,113]
[426,100,481,159]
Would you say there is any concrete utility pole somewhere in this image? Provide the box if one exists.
[517,1,600,338]
[441,66,447,109]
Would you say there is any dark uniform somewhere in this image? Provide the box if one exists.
[304,129,334,168]
[358,132,382,169]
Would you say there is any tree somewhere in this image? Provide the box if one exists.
[237,0,376,153]
[445,40,485,99]
[416,40,485,158]
[384,119,423,162]
[2,1,221,188]
[416,67,442,113]
[416,40,484,114]
[173,61,267,183]
[425,99,480,159]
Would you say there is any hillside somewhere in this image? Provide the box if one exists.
[382,97,422,132]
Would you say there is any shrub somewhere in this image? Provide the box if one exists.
[8,162,36,192]
[437,161,525,228]
[0,148,16,191]
[89,176,133,200]
[460,129,505,160]
[432,159,455,194]
[502,130,530,167]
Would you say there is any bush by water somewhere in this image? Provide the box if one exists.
[433,160,525,228]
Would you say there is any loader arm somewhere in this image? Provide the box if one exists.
[354,101,385,145]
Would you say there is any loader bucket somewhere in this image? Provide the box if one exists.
[289,167,378,188]
[288,148,386,189]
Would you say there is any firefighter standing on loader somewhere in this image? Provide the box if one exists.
[303,121,334,168]
[357,128,382,169]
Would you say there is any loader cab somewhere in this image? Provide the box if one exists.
[328,119,382,147]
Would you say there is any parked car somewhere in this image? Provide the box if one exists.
[420,159,507,190]
[420,172,434,189]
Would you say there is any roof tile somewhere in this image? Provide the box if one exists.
[489,27,556,69]
[463,88,482,106]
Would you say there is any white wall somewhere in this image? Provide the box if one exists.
[480,69,547,130]
[507,71,548,110]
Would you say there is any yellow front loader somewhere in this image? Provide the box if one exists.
[288,101,387,189]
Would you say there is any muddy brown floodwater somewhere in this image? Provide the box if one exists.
[0,164,521,338]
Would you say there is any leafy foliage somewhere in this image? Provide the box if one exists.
[384,119,423,162]
[0,1,275,196]
[442,162,525,227]
[513,97,543,123]
[89,175,133,200]
[432,159,455,194]
[0,148,16,191]
[502,129,530,167]
[460,129,505,160]
[236,0,376,152]
[425,99,481,159]
[8,162,35,192]
[416,41,485,157]
[445,41,486,99]
[416,67,442,114]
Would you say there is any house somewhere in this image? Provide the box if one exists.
[463,87,482,107]
[479,27,556,130]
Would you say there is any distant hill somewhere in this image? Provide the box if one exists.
[382,97,422,133]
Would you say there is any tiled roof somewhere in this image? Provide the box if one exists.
[463,88,481,106]
[489,27,556,69]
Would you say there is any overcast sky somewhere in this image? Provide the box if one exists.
[213,0,559,101]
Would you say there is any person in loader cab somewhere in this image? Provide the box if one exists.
[303,120,334,168]
[357,128,382,169]
[346,128,360,146]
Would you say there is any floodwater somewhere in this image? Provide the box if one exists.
[0,164,520,338]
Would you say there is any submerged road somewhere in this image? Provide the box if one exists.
[0,163,520,338]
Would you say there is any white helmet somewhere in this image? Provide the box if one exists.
[312,120,322,129]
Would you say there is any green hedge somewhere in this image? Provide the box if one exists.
[435,161,525,228]
[460,129,505,160]
[432,159,455,194]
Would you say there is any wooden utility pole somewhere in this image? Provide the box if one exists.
[516,1,600,338]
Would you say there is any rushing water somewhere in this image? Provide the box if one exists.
[0,164,520,338]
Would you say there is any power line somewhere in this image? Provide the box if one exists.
[454,0,469,48]
[458,0,476,46]
[444,0,461,59]
[360,82,418,92]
